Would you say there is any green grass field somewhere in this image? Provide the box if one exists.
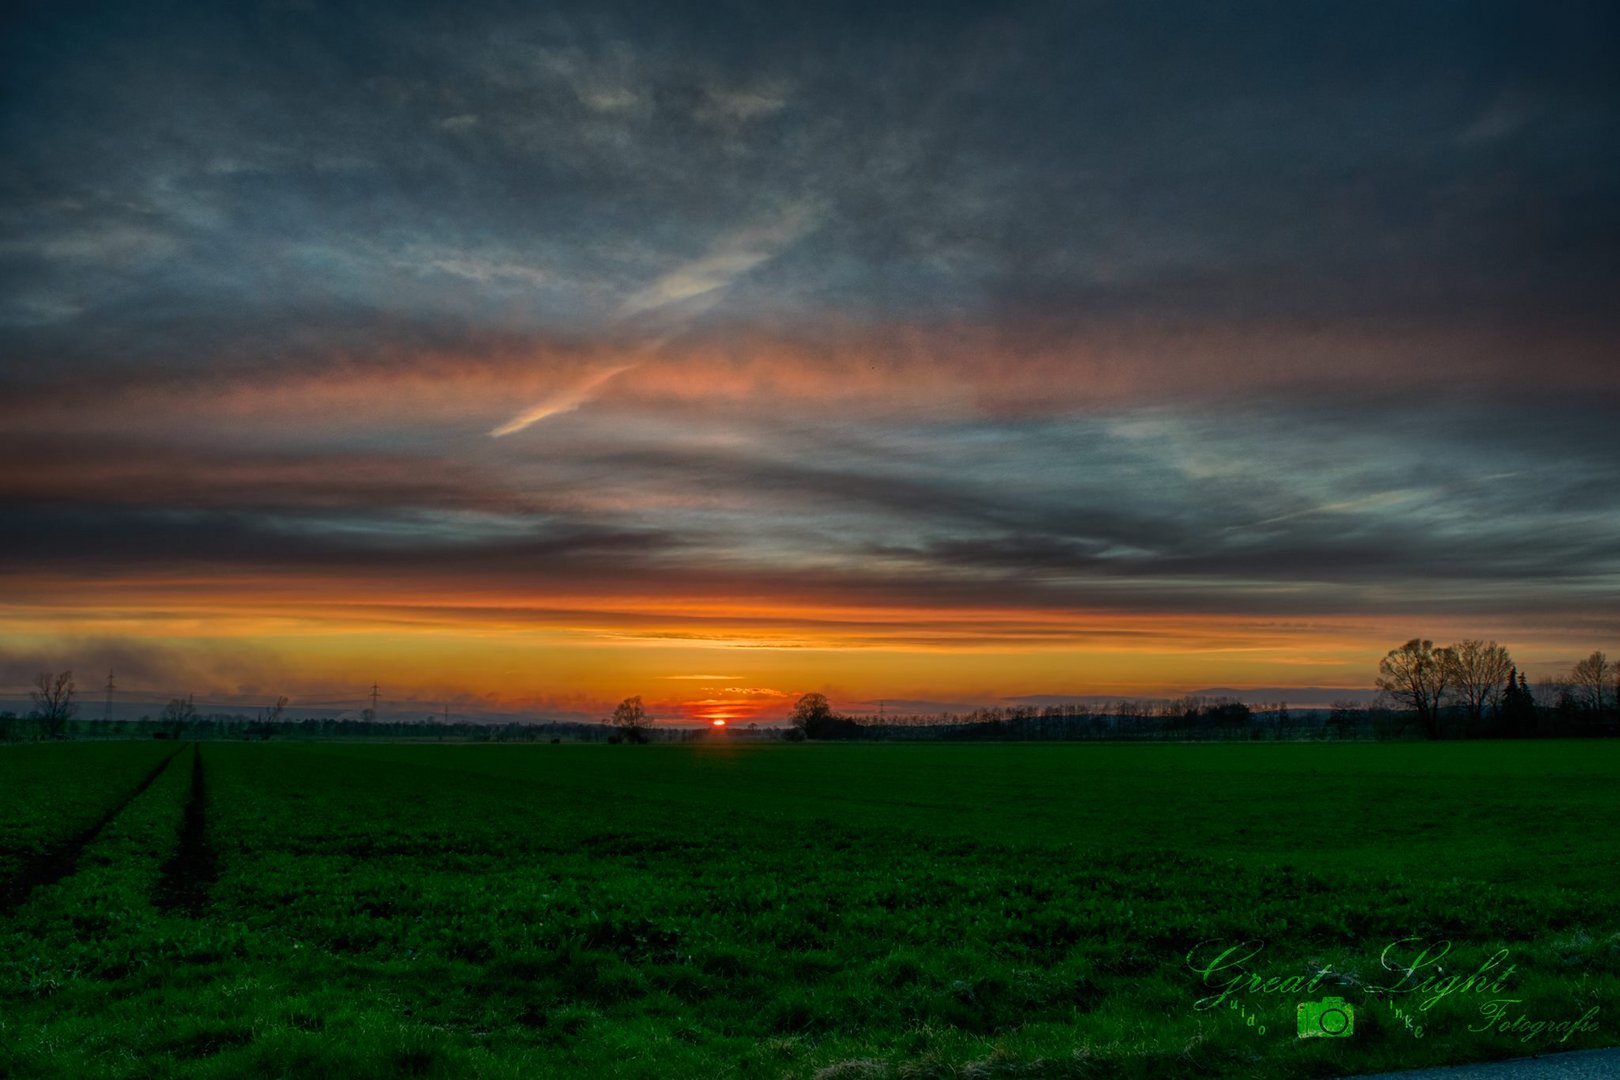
[2,740,1616,1079]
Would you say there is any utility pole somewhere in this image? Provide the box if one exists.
[369,682,380,719]
[103,669,116,723]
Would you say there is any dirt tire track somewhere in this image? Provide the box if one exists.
[154,746,219,915]
[0,747,182,913]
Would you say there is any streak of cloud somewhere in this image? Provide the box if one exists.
[489,362,639,437]
[1234,490,1424,531]
[616,201,821,319]
[491,201,821,436]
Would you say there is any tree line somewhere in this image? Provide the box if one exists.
[1375,639,1617,740]
[5,645,1616,745]
[777,641,1618,742]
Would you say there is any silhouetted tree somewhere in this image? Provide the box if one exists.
[30,670,76,739]
[790,692,833,738]
[612,695,652,743]
[1446,639,1515,732]
[1571,651,1611,715]
[161,695,196,737]
[1499,667,1536,736]
[1376,639,1453,739]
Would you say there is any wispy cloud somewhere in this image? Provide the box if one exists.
[488,362,639,436]
[1234,490,1424,531]
[490,202,822,436]
[411,250,550,287]
[695,84,788,126]
[617,201,821,319]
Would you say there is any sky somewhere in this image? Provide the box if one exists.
[3,0,1618,725]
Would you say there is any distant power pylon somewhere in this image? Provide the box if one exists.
[103,669,116,723]
[369,682,381,717]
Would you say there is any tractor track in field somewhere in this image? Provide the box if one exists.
[155,746,218,914]
[0,747,182,914]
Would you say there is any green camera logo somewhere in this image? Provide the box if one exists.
[1297,997,1355,1038]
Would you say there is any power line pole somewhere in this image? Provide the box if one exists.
[103,669,116,723]
[369,682,380,718]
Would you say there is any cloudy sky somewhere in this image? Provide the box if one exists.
[3,0,1617,723]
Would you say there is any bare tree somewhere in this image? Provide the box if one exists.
[268,695,289,724]
[161,694,196,736]
[1571,651,1612,714]
[1376,639,1453,739]
[1445,640,1515,728]
[30,670,77,739]
[611,695,652,743]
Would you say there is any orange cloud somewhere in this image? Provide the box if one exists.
[5,317,1614,441]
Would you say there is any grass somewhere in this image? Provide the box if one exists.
[1,740,1616,1078]
[0,741,174,888]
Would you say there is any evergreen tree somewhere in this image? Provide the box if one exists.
[1500,666,1536,736]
